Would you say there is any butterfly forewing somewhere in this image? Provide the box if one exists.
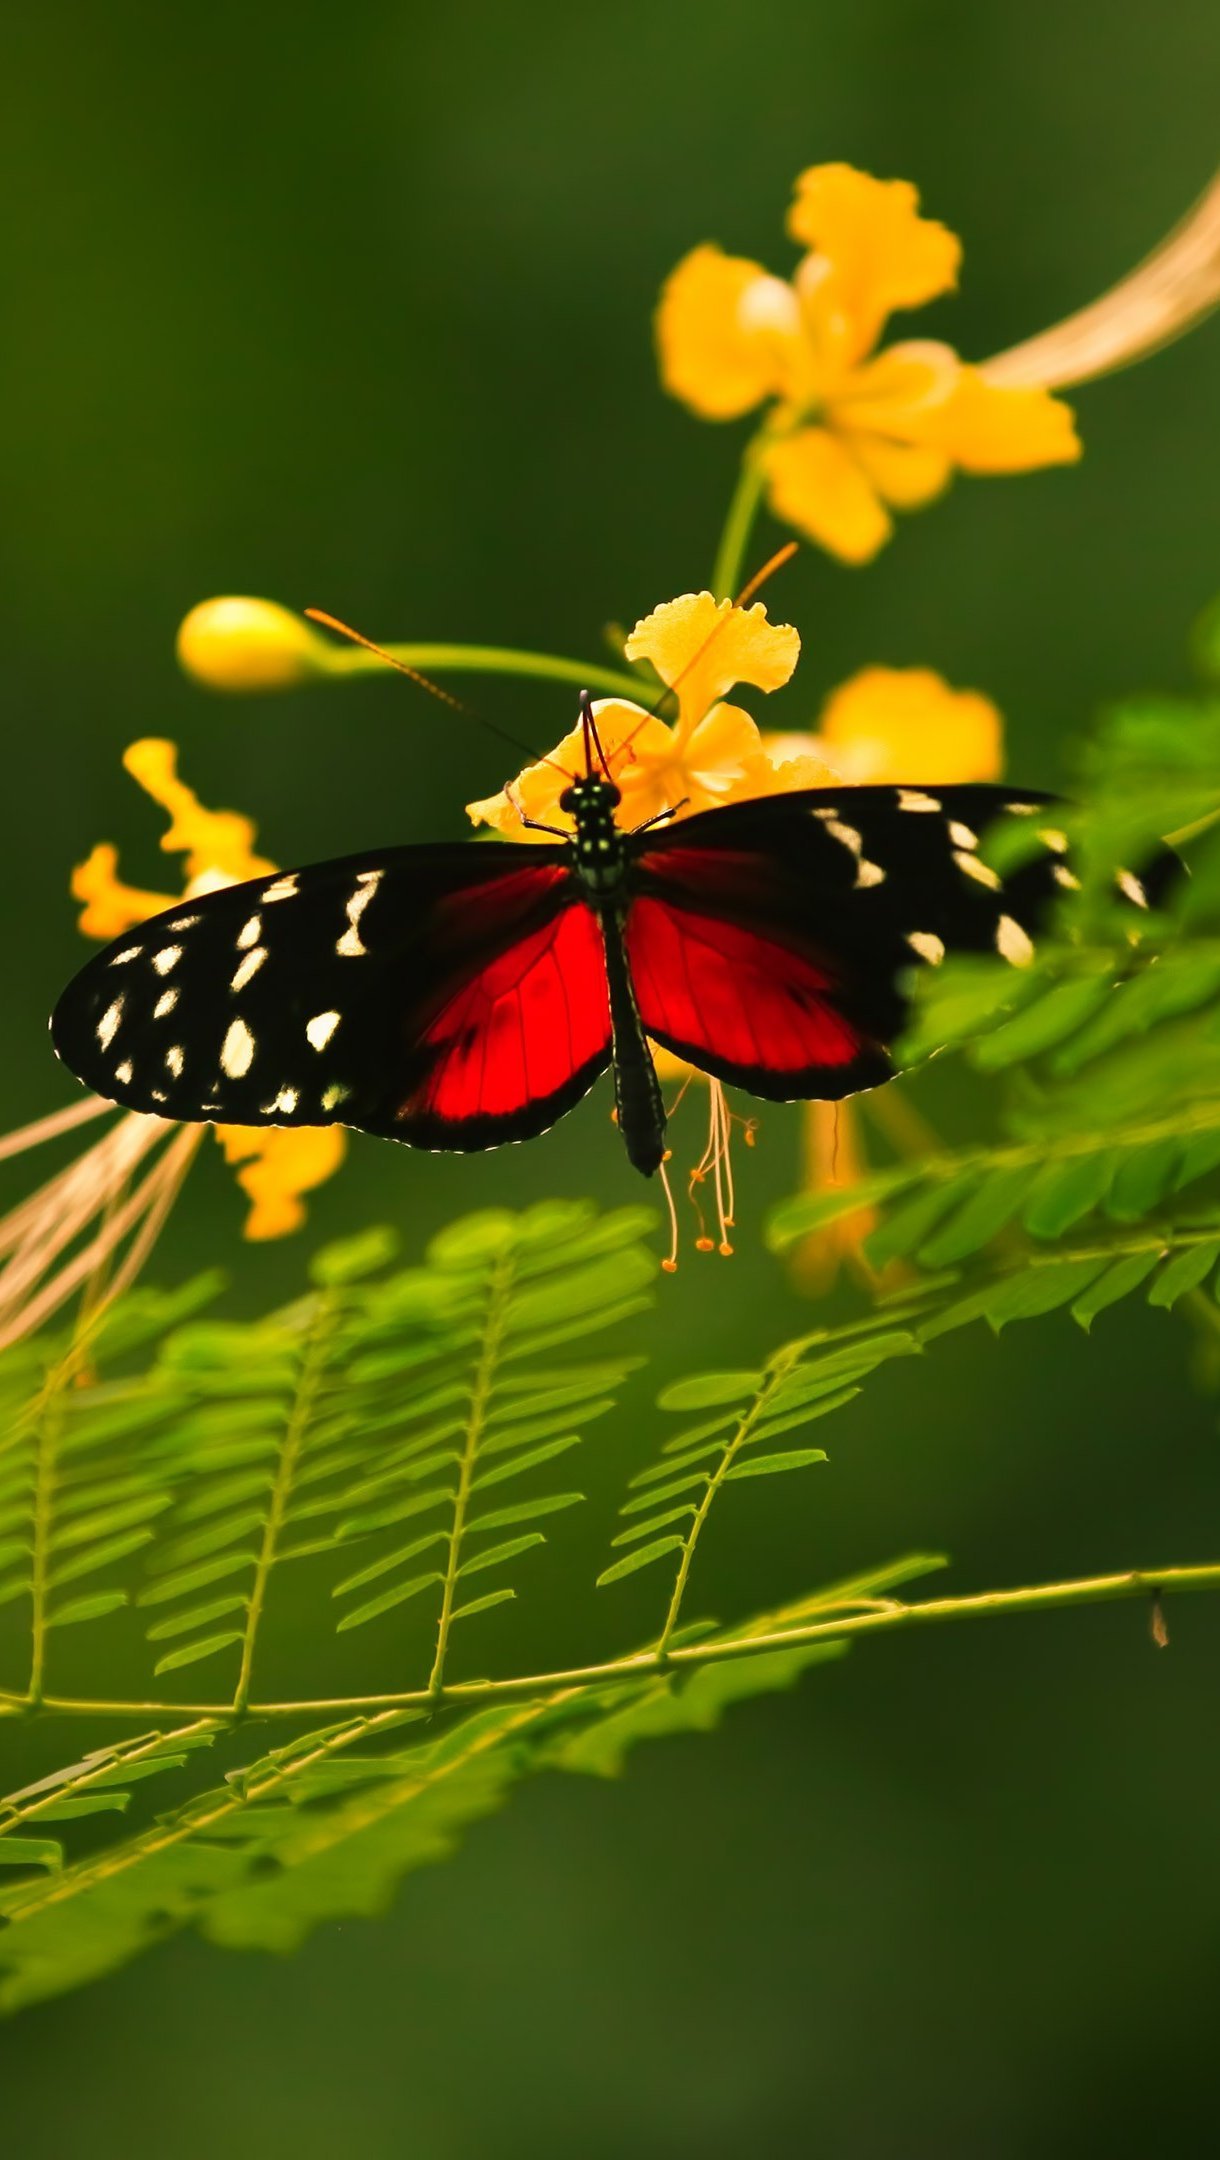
[51,841,612,1150]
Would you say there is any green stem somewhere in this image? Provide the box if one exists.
[320,642,648,707]
[656,1348,801,1658]
[10,1559,1216,1722]
[710,444,769,601]
[426,1253,511,1697]
[25,1391,63,1707]
[231,1294,335,1716]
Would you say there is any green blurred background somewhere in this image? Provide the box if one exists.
[2,1,1219,2151]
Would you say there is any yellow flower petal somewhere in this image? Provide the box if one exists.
[787,164,961,358]
[626,699,774,816]
[177,597,332,693]
[657,245,800,418]
[831,338,958,440]
[624,592,800,730]
[761,427,892,564]
[815,666,1004,783]
[71,845,177,941]
[934,367,1082,472]
[214,1124,347,1241]
[847,433,953,510]
[122,740,276,885]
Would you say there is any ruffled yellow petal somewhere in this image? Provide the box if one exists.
[816,666,1004,783]
[934,367,1082,472]
[787,164,961,359]
[214,1124,347,1240]
[624,592,800,730]
[71,845,177,940]
[657,245,800,418]
[761,427,892,564]
[757,738,843,791]
[123,740,276,884]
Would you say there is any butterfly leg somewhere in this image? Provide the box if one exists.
[599,906,666,1176]
[628,799,689,838]
[504,780,570,841]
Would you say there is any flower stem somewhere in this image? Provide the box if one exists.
[711,445,769,601]
[318,640,648,706]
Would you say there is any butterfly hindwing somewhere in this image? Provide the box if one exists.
[625,784,1062,1096]
[51,842,612,1151]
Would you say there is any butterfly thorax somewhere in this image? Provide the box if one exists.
[562,776,628,900]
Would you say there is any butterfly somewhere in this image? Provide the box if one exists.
[51,692,1138,1179]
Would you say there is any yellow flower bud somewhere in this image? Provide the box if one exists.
[176,597,332,693]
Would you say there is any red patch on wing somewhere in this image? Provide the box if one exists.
[405,901,611,1127]
[626,895,864,1075]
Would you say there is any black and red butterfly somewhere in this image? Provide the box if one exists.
[50,689,1125,1178]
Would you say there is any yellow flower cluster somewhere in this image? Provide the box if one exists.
[658,163,1080,562]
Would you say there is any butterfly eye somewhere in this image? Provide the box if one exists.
[558,786,578,812]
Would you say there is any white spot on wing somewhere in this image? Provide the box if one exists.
[154,988,179,1019]
[948,820,978,851]
[1005,801,1040,815]
[263,875,299,902]
[97,998,124,1050]
[1037,827,1069,854]
[896,789,940,813]
[272,1086,299,1115]
[996,914,1035,967]
[955,850,1001,890]
[855,859,886,888]
[167,914,201,931]
[110,946,141,966]
[306,1009,341,1051]
[821,817,863,858]
[336,870,382,958]
[907,931,945,966]
[237,915,262,950]
[115,1060,134,1085]
[166,1045,184,1078]
[1053,863,1082,891]
[221,1018,256,1078]
[231,947,267,992]
[321,1082,352,1111]
[151,946,182,976]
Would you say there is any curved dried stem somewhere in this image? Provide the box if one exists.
[982,170,1220,390]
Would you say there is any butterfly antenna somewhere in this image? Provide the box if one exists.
[578,688,615,781]
[606,541,800,773]
[305,610,576,782]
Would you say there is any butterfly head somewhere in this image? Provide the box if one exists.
[561,775,626,894]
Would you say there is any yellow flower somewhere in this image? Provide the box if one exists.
[765,663,1004,788]
[658,162,1081,563]
[72,740,346,1241]
[467,588,833,838]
